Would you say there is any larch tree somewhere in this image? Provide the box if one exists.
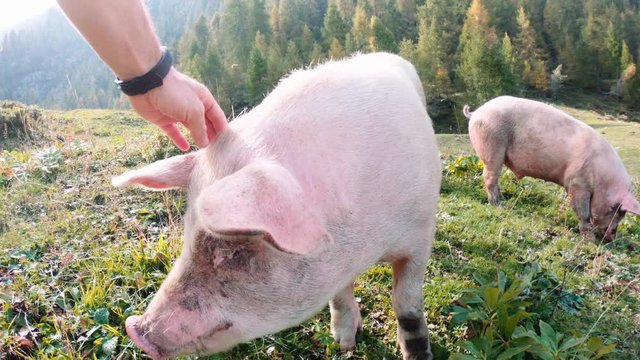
[369,16,398,53]
[457,0,516,104]
[515,6,548,91]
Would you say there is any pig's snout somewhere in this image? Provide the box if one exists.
[126,316,167,360]
[595,227,617,243]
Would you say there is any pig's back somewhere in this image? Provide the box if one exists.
[471,96,613,185]
[231,53,440,262]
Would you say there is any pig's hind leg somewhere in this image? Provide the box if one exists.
[392,257,433,360]
[481,153,506,206]
[330,283,363,350]
[470,125,506,206]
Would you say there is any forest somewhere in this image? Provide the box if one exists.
[176,0,640,119]
[1,0,640,123]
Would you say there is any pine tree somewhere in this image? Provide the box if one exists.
[246,46,269,105]
[334,0,357,23]
[193,15,210,55]
[622,62,639,107]
[267,46,287,85]
[380,0,401,41]
[248,0,271,41]
[621,41,633,72]
[543,0,582,80]
[285,40,302,69]
[278,0,304,41]
[515,6,548,91]
[579,8,619,88]
[416,18,439,100]
[605,21,621,77]
[300,25,315,63]
[329,37,346,59]
[220,0,251,67]
[200,47,226,91]
[369,16,398,53]
[351,4,369,51]
[483,0,517,36]
[396,0,417,40]
[309,42,325,63]
[457,0,516,104]
[398,39,416,64]
[501,33,519,84]
[323,3,347,45]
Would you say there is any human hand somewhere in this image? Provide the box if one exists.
[129,68,227,151]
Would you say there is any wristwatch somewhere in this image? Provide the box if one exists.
[115,47,173,96]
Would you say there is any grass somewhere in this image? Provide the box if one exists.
[0,102,639,359]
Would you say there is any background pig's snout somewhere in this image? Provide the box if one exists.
[596,227,616,243]
[125,316,166,360]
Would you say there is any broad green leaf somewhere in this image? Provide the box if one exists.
[473,272,490,287]
[452,308,486,324]
[450,354,480,360]
[496,345,530,360]
[93,308,110,325]
[538,320,557,350]
[593,343,616,359]
[461,340,483,357]
[102,337,118,355]
[586,336,602,352]
[504,311,524,338]
[558,336,584,352]
[524,345,555,360]
[483,287,500,309]
[497,271,507,293]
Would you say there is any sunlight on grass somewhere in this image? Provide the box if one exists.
[1,105,638,359]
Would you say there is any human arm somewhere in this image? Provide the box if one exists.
[56,0,227,150]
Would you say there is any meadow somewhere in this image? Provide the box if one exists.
[1,102,639,359]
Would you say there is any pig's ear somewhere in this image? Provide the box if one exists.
[196,162,333,255]
[112,153,197,190]
[621,194,640,215]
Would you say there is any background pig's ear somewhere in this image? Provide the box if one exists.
[112,153,197,190]
[196,162,333,255]
[621,194,640,215]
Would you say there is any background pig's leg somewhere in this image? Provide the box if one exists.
[329,283,363,350]
[392,257,433,360]
[569,186,593,239]
[482,154,505,206]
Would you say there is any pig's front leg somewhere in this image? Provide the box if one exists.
[392,257,433,360]
[329,283,363,350]
[569,185,593,239]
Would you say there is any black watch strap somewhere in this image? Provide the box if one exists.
[116,48,173,96]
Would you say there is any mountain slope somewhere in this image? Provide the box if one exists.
[0,0,221,109]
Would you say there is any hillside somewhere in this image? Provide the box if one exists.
[3,0,640,121]
[0,103,638,359]
[0,0,221,109]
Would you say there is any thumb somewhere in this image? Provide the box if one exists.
[161,124,190,151]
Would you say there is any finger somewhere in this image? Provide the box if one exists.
[203,93,227,140]
[185,105,209,148]
[206,120,216,142]
[161,124,190,151]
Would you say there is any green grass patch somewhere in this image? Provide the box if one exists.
[1,107,639,359]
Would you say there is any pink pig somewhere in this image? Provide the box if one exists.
[113,53,441,359]
[464,96,640,241]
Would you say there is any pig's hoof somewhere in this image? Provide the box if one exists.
[331,312,362,351]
